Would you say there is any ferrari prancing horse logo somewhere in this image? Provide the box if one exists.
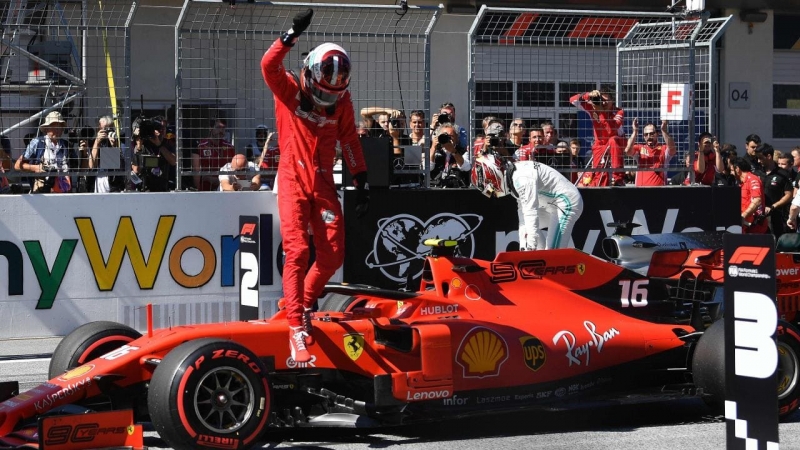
[577,263,586,275]
[344,333,365,361]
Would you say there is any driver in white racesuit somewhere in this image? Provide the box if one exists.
[473,155,583,250]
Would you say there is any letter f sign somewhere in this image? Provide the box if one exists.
[667,91,681,113]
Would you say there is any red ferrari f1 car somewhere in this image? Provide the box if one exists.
[0,239,794,449]
[602,223,800,417]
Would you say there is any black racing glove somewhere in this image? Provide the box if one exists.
[353,171,370,218]
[281,9,314,46]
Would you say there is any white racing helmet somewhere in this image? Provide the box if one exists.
[301,43,351,107]
[471,155,508,198]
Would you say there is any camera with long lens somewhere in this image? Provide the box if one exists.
[97,126,117,147]
[437,113,452,125]
[138,118,159,140]
[590,93,603,103]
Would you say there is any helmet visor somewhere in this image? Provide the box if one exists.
[309,84,342,107]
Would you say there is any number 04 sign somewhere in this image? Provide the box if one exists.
[729,82,750,109]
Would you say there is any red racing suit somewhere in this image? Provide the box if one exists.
[741,171,768,234]
[261,38,367,327]
[570,93,625,186]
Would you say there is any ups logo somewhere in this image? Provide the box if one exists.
[520,336,546,371]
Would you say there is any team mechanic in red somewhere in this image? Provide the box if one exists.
[261,9,369,363]
[570,90,625,187]
[733,156,769,234]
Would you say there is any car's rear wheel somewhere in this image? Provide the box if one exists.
[691,319,725,413]
[318,293,365,313]
[692,319,800,418]
[148,338,271,450]
[49,321,141,379]
[777,322,800,417]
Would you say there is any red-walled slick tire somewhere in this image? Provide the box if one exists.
[777,321,800,418]
[49,321,142,379]
[148,339,271,450]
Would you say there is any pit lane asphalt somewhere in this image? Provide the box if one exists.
[2,338,799,450]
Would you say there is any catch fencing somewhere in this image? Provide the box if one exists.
[468,7,731,182]
[617,16,732,181]
[0,0,135,187]
[175,1,441,190]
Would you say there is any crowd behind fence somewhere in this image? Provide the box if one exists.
[1,1,784,195]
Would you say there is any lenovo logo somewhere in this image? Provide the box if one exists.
[729,247,770,266]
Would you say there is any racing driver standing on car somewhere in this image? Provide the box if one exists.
[262,9,369,363]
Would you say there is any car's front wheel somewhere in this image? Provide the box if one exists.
[49,321,141,379]
[148,338,271,450]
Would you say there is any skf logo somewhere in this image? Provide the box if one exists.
[344,333,365,361]
[577,263,586,275]
[456,327,509,378]
[520,336,546,371]
[729,247,769,265]
[240,223,256,236]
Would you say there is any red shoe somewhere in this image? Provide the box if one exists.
[302,307,315,346]
[289,326,311,363]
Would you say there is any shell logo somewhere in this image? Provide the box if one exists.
[57,364,94,382]
[451,278,462,288]
[456,327,509,378]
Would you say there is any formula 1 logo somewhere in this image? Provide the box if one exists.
[729,247,769,266]
[240,223,256,236]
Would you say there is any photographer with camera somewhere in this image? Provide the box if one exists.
[131,116,176,192]
[15,111,77,193]
[570,90,625,186]
[429,102,468,148]
[475,122,512,160]
[430,123,471,188]
[359,107,410,155]
[87,115,128,193]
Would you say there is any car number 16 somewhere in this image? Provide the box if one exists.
[619,279,649,307]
